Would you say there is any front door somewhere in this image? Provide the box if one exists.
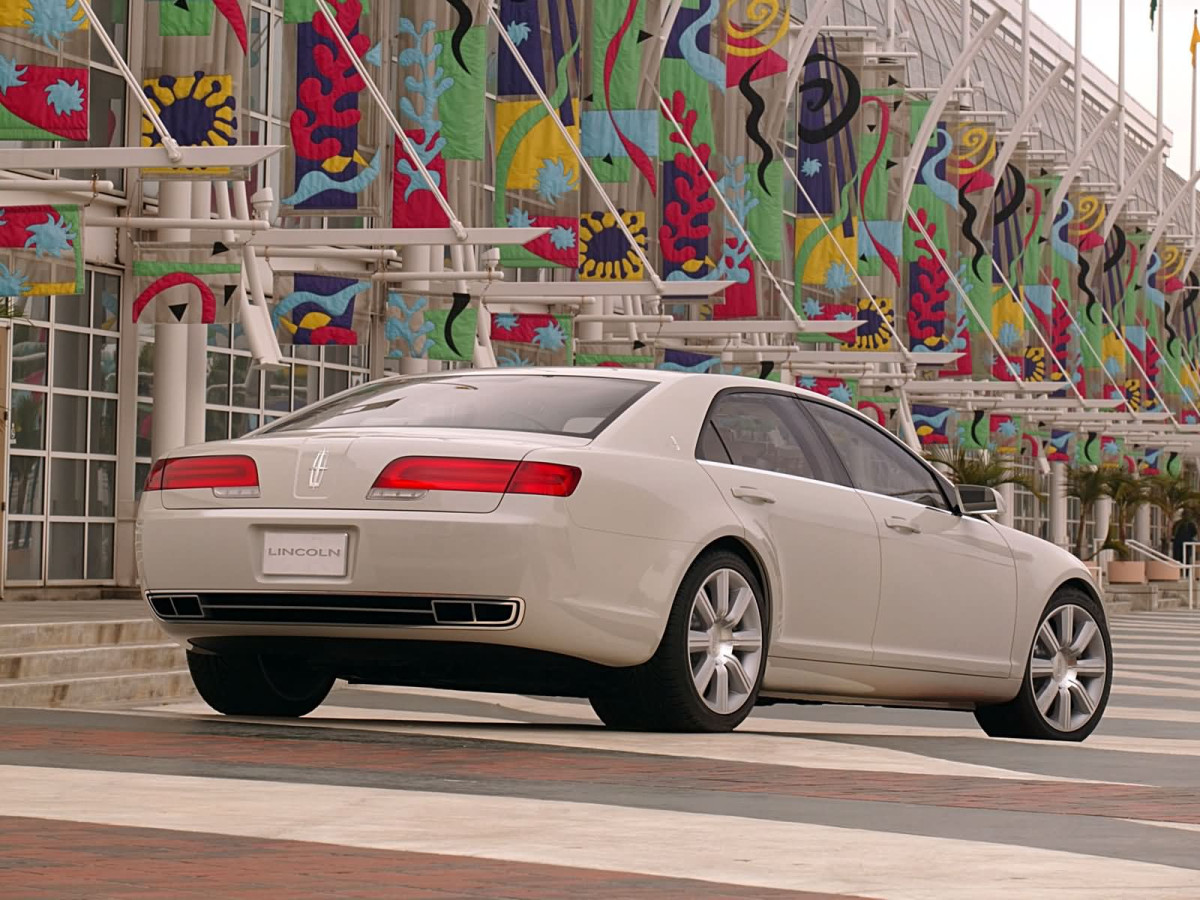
[697,390,882,665]
[803,400,1018,677]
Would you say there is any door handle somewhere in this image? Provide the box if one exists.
[731,486,776,504]
[885,515,921,535]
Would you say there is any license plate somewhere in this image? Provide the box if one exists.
[262,531,348,577]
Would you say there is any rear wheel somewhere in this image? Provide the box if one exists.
[588,550,767,732]
[187,650,334,718]
[974,587,1111,741]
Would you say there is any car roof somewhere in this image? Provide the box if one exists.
[393,366,844,407]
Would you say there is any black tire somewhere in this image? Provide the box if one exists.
[588,550,768,733]
[974,587,1112,742]
[187,649,335,717]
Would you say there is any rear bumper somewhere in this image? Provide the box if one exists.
[136,495,695,667]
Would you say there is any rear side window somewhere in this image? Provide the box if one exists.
[702,392,826,480]
[260,375,654,438]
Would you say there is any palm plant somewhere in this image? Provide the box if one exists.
[1145,473,1199,555]
[1065,465,1108,560]
[1101,468,1148,560]
[925,446,1041,496]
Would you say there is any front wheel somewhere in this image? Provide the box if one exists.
[974,587,1112,741]
[187,650,335,718]
[589,550,767,732]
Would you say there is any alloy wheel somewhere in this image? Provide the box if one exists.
[1029,603,1108,733]
[687,568,764,715]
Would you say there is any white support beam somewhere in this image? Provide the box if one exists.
[1042,105,1121,247]
[0,146,285,171]
[248,228,550,248]
[470,281,732,300]
[1100,139,1169,243]
[648,320,866,338]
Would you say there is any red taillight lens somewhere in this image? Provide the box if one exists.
[369,457,581,498]
[508,461,582,497]
[144,455,260,492]
[372,457,519,493]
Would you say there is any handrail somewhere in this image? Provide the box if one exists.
[1125,539,1177,565]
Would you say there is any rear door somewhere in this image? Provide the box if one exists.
[697,390,882,665]
[802,400,1018,677]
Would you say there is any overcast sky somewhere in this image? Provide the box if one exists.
[1028,0,1198,177]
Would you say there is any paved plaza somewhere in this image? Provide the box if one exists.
[1,609,1199,898]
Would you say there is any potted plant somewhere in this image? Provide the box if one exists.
[1144,473,1195,581]
[1066,465,1108,561]
[1101,468,1148,584]
[925,446,1041,498]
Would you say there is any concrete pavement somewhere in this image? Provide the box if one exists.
[0,609,1198,898]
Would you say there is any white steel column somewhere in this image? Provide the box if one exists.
[1119,0,1127,183]
[397,245,431,375]
[185,182,211,445]
[1095,496,1113,551]
[1157,0,1166,211]
[1020,0,1030,105]
[1050,461,1069,550]
[1073,0,1083,154]
[1135,503,1152,545]
[885,0,897,52]
[998,482,1016,529]
[1192,10,1198,235]
[151,181,193,459]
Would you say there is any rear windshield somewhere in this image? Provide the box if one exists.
[258,374,656,438]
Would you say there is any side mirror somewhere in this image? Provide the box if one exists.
[957,484,1005,516]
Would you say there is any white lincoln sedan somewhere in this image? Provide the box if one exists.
[137,368,1112,740]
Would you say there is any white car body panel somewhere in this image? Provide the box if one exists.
[136,367,1104,711]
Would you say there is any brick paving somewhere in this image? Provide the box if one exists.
[0,817,861,899]
[1,720,1197,825]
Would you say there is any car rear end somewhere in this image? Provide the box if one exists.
[136,371,704,674]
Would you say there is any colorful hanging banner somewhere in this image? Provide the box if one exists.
[494,0,582,270]
[132,243,242,325]
[0,204,83,297]
[385,292,477,362]
[0,0,89,141]
[492,312,573,367]
[391,0,487,229]
[271,272,371,345]
[281,0,383,215]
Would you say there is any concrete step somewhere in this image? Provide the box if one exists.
[0,669,197,708]
[0,642,186,681]
[1104,599,1134,615]
[0,619,166,652]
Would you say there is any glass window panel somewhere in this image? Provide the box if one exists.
[324,345,350,366]
[206,409,229,442]
[231,412,261,438]
[135,463,151,502]
[8,456,44,516]
[52,394,88,453]
[11,391,46,450]
[89,460,117,518]
[12,324,49,386]
[90,399,118,455]
[87,523,115,581]
[292,364,320,409]
[233,320,253,352]
[324,367,349,397]
[207,352,231,405]
[92,272,121,331]
[48,522,85,581]
[49,458,86,516]
[53,295,90,328]
[12,296,49,321]
[136,402,153,458]
[208,323,231,349]
[92,335,119,394]
[138,340,155,398]
[264,365,291,413]
[7,521,43,582]
[53,331,90,389]
[232,355,260,408]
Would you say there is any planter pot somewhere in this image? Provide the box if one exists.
[1107,560,1147,585]
[1146,560,1182,582]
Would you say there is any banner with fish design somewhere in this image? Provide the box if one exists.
[0,0,89,141]
[281,0,384,216]
[271,272,371,344]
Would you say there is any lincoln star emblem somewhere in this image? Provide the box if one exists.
[308,449,329,489]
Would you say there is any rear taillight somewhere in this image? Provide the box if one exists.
[143,455,260,498]
[368,457,581,499]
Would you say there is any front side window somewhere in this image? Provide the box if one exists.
[703,392,825,480]
[804,401,951,510]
